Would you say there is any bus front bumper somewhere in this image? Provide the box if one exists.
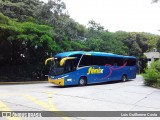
[48,77,64,86]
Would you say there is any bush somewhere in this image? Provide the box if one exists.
[143,60,160,88]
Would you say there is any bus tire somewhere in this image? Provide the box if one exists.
[122,75,127,82]
[79,77,87,86]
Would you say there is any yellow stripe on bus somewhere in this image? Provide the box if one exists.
[24,94,71,120]
[0,100,22,120]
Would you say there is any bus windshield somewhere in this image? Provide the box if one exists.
[49,57,78,76]
[49,58,63,76]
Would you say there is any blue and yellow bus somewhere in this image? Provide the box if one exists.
[45,51,136,86]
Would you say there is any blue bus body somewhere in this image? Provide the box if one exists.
[47,51,136,86]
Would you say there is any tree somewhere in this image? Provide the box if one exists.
[156,38,160,52]
[34,0,86,41]
[0,0,43,21]
[88,20,104,32]
[143,60,160,87]
[87,20,104,38]
[84,38,104,51]
[0,13,58,65]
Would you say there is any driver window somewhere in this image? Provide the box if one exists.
[64,60,76,73]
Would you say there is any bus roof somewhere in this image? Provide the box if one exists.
[55,51,85,57]
[55,51,136,59]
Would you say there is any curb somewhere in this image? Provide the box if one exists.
[0,81,48,85]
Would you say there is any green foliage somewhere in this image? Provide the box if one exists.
[156,38,160,52]
[84,30,129,55]
[0,13,58,66]
[0,0,42,21]
[0,12,10,24]
[70,40,87,51]
[143,61,160,88]
[84,38,104,51]
[19,22,56,51]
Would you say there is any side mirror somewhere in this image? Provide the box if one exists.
[45,58,54,65]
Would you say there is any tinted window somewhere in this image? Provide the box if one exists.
[105,57,113,65]
[70,54,82,67]
[80,55,127,67]
[80,55,107,66]
[114,58,124,66]
[64,59,76,73]
[105,57,124,66]
[125,58,136,66]
[79,55,93,67]
[79,55,136,67]
[93,56,105,66]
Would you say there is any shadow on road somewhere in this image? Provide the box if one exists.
[47,80,133,89]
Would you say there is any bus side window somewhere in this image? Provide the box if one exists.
[79,55,93,67]
[113,63,117,66]
[105,57,112,65]
[64,60,70,73]
[123,58,128,66]
[114,58,124,66]
[124,58,136,66]
[93,56,105,66]
[127,58,136,66]
[64,60,76,73]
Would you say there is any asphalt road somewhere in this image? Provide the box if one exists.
[0,75,160,120]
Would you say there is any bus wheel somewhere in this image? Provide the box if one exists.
[79,77,87,86]
[122,75,127,82]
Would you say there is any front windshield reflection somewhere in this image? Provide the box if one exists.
[49,57,79,76]
[49,58,64,76]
